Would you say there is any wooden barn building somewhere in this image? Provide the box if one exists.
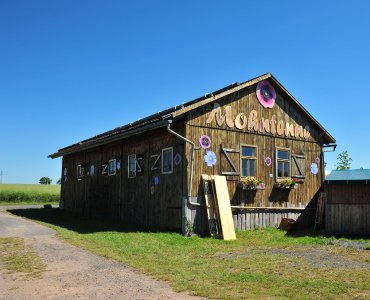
[49,73,336,234]
[325,169,370,235]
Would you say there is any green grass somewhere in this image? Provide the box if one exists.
[0,237,46,278]
[0,184,60,204]
[9,208,370,300]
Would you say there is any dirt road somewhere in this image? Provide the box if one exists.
[0,209,204,300]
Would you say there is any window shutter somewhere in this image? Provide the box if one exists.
[291,151,306,181]
[220,146,240,176]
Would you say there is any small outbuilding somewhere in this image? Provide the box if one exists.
[325,169,370,235]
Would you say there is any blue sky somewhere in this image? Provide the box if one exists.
[1,1,369,184]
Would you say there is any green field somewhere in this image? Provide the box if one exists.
[0,184,60,204]
[10,208,370,300]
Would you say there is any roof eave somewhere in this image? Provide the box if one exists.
[268,74,336,144]
[48,119,171,159]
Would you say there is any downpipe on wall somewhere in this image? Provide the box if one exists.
[166,121,201,207]
[166,121,204,235]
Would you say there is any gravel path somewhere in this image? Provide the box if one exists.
[0,209,204,300]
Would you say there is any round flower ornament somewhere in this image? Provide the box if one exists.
[174,153,182,166]
[199,135,211,149]
[256,80,276,108]
[204,150,217,167]
[265,157,272,166]
[90,165,95,176]
[315,157,321,164]
[311,163,319,175]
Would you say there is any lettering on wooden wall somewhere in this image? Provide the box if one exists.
[206,103,311,139]
[150,154,161,172]
[101,163,108,175]
[136,156,143,174]
[205,103,234,128]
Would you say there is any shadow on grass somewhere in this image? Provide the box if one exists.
[284,226,370,241]
[7,208,175,235]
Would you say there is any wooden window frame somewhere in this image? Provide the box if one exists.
[276,147,291,181]
[240,144,258,179]
[161,147,173,174]
[77,164,85,181]
[128,154,136,178]
[108,159,116,176]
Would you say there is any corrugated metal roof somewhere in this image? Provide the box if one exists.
[325,169,370,181]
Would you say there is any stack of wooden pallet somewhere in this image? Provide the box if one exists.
[202,174,236,240]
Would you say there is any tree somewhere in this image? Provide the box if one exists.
[335,151,352,170]
[39,177,52,184]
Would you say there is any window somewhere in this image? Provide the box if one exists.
[240,145,257,177]
[128,154,136,178]
[276,148,291,179]
[77,164,85,180]
[162,147,173,174]
[108,159,116,176]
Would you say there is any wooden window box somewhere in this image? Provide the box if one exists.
[274,183,298,190]
[238,182,266,190]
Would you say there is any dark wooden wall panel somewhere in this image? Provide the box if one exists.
[60,122,185,231]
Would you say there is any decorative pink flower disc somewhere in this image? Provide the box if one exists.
[199,135,211,149]
[256,80,276,108]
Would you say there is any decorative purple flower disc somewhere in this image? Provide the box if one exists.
[204,150,217,167]
[174,153,181,166]
[311,163,319,175]
[265,157,272,166]
[315,157,320,164]
[256,80,276,108]
[199,135,211,149]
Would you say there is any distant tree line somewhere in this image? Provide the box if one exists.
[39,177,52,184]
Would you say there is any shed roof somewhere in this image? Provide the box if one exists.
[49,73,336,159]
[325,169,370,184]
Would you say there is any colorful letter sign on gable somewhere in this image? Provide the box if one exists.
[205,102,311,140]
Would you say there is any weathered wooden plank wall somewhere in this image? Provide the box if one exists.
[326,205,370,235]
[182,81,324,233]
[183,197,315,234]
[185,84,324,205]
[325,184,370,235]
[232,208,315,229]
[61,124,185,231]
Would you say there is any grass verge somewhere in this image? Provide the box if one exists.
[9,208,370,299]
[0,237,46,279]
[0,202,59,206]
